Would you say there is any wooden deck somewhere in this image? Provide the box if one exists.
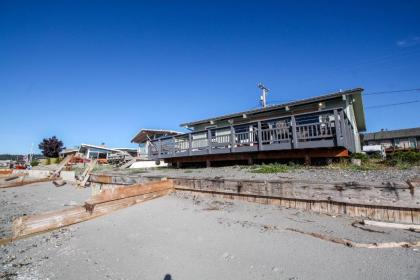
[149,108,356,164]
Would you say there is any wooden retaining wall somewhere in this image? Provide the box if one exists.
[89,173,420,224]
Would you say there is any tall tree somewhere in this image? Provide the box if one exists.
[38,136,64,158]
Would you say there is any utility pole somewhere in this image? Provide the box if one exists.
[29,142,34,163]
[258,83,270,108]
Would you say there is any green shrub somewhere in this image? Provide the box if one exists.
[387,151,420,166]
[329,158,382,171]
[128,168,148,174]
[30,160,39,167]
[46,158,51,165]
[351,153,368,162]
[252,162,300,173]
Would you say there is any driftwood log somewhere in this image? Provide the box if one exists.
[84,179,173,212]
[286,228,420,249]
[12,180,174,240]
[0,176,53,188]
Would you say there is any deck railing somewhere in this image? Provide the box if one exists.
[149,108,356,159]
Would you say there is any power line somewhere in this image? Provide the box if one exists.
[364,88,420,96]
[365,100,420,109]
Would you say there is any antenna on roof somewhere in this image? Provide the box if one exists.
[258,83,270,108]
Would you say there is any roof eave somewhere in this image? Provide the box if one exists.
[180,88,364,128]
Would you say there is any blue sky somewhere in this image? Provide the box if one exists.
[1,0,419,154]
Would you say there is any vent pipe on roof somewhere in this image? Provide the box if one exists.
[258,83,270,108]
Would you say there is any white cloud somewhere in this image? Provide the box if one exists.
[396,36,420,47]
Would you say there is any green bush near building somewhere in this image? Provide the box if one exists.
[386,151,420,167]
[251,162,301,173]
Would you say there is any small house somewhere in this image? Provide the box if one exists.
[363,127,420,152]
[148,88,366,166]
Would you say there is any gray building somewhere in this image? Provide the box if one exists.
[363,127,420,151]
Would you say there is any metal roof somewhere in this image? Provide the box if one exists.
[363,127,420,141]
[131,129,182,143]
[79,144,121,153]
[180,88,364,128]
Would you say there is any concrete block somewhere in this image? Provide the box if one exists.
[60,171,76,182]
[351,159,362,166]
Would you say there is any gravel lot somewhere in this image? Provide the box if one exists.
[117,165,420,185]
[1,191,420,280]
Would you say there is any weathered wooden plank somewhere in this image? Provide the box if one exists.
[287,228,420,249]
[413,210,420,225]
[12,189,172,239]
[51,155,73,178]
[363,220,420,230]
[79,159,97,187]
[168,177,420,209]
[84,179,173,211]
[0,177,53,188]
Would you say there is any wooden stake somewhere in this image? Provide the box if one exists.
[51,155,73,178]
[78,159,97,187]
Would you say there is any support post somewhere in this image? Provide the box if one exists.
[257,121,263,151]
[248,158,253,165]
[188,133,192,156]
[304,154,311,166]
[158,139,162,157]
[339,110,348,150]
[172,136,176,156]
[334,109,343,147]
[291,116,298,149]
[207,129,212,154]
[206,160,211,168]
[230,126,235,152]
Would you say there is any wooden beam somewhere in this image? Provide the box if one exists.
[0,176,53,188]
[286,228,420,249]
[363,220,420,231]
[51,155,73,178]
[12,188,172,240]
[84,179,173,212]
[78,159,97,187]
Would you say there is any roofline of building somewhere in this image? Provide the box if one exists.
[79,144,124,153]
[180,88,364,128]
[363,127,420,141]
[130,129,183,143]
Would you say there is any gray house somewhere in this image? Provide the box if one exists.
[148,88,366,166]
[363,127,420,152]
